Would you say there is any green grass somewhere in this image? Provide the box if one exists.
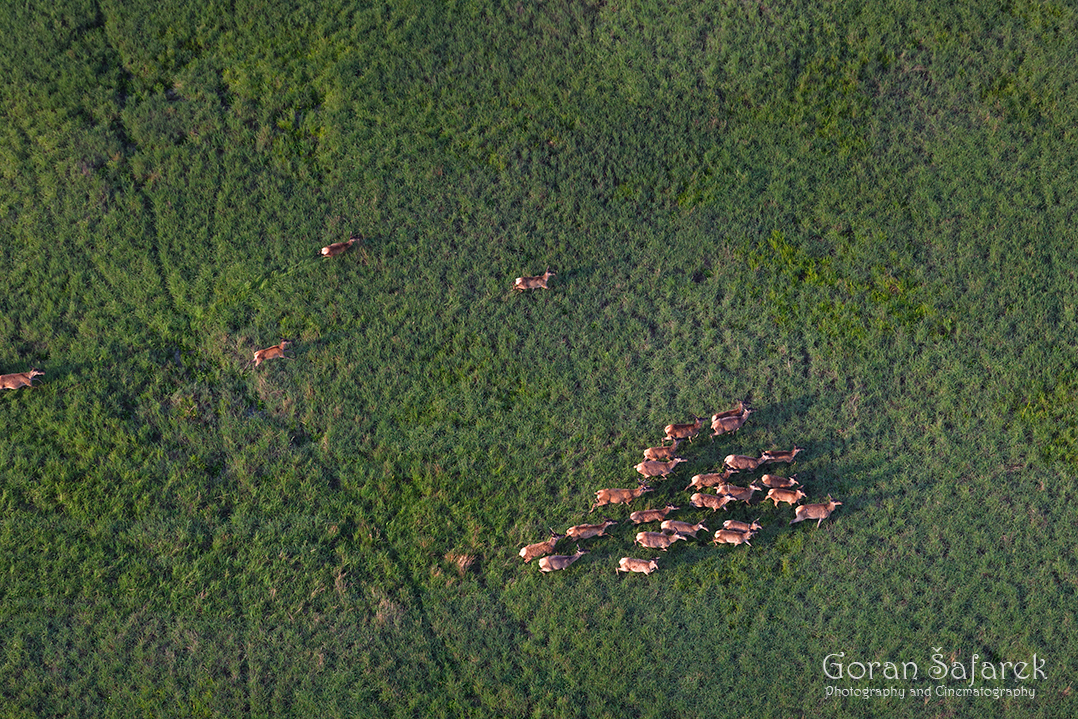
[2,0,1078,716]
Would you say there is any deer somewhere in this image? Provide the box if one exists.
[685,469,734,492]
[643,439,681,461]
[711,403,753,437]
[663,416,705,443]
[724,454,764,472]
[723,519,762,534]
[538,547,587,572]
[0,369,44,390]
[519,530,563,563]
[634,531,687,551]
[629,505,679,525]
[713,528,754,547]
[565,518,618,540]
[790,496,842,528]
[253,340,291,367]
[760,446,804,465]
[711,410,753,437]
[661,519,709,538]
[591,485,653,512]
[321,237,357,257]
[760,473,800,489]
[710,482,737,496]
[766,487,807,507]
[512,270,556,292]
[690,492,735,512]
[616,557,659,576]
[712,400,748,420]
[634,457,686,480]
[723,482,763,504]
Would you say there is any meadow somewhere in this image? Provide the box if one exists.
[1,0,1077,716]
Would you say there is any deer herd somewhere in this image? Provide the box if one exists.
[519,399,843,575]
[3,261,844,583]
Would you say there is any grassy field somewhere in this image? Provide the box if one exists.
[1,0,1077,716]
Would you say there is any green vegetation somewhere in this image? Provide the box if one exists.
[2,0,1077,716]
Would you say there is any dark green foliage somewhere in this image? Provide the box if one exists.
[2,0,1078,716]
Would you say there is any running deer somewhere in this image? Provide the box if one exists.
[660,519,709,538]
[512,270,556,292]
[713,528,754,546]
[616,557,659,576]
[0,369,43,390]
[634,531,687,551]
[664,416,705,443]
[591,485,653,512]
[760,473,800,489]
[538,547,587,572]
[689,492,735,512]
[790,496,842,528]
[711,481,738,496]
[685,469,734,492]
[253,340,291,367]
[723,519,762,534]
[629,505,679,524]
[565,519,618,540]
[519,530,563,563]
[712,400,748,420]
[643,439,681,461]
[711,403,753,437]
[723,482,763,504]
[760,446,804,465]
[321,237,357,257]
[634,457,686,480]
[724,454,764,472]
[766,487,807,507]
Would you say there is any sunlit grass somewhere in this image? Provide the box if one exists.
[1,0,1077,717]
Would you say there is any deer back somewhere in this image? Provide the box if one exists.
[713,529,752,546]
[1,372,31,389]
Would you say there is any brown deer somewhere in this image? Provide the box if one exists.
[711,400,747,420]
[685,469,734,492]
[689,492,735,512]
[565,519,618,540]
[660,519,709,538]
[723,519,762,534]
[790,496,842,528]
[643,439,681,461]
[634,531,687,551]
[663,416,705,443]
[760,473,800,489]
[629,505,679,525]
[321,237,357,257]
[538,547,587,572]
[711,481,738,496]
[724,454,764,472]
[591,485,653,512]
[253,340,291,367]
[519,530,563,563]
[513,270,556,292]
[723,482,763,504]
[0,369,43,390]
[616,557,659,576]
[760,446,804,465]
[766,487,807,507]
[634,457,686,480]
[713,528,754,547]
[711,403,753,437]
